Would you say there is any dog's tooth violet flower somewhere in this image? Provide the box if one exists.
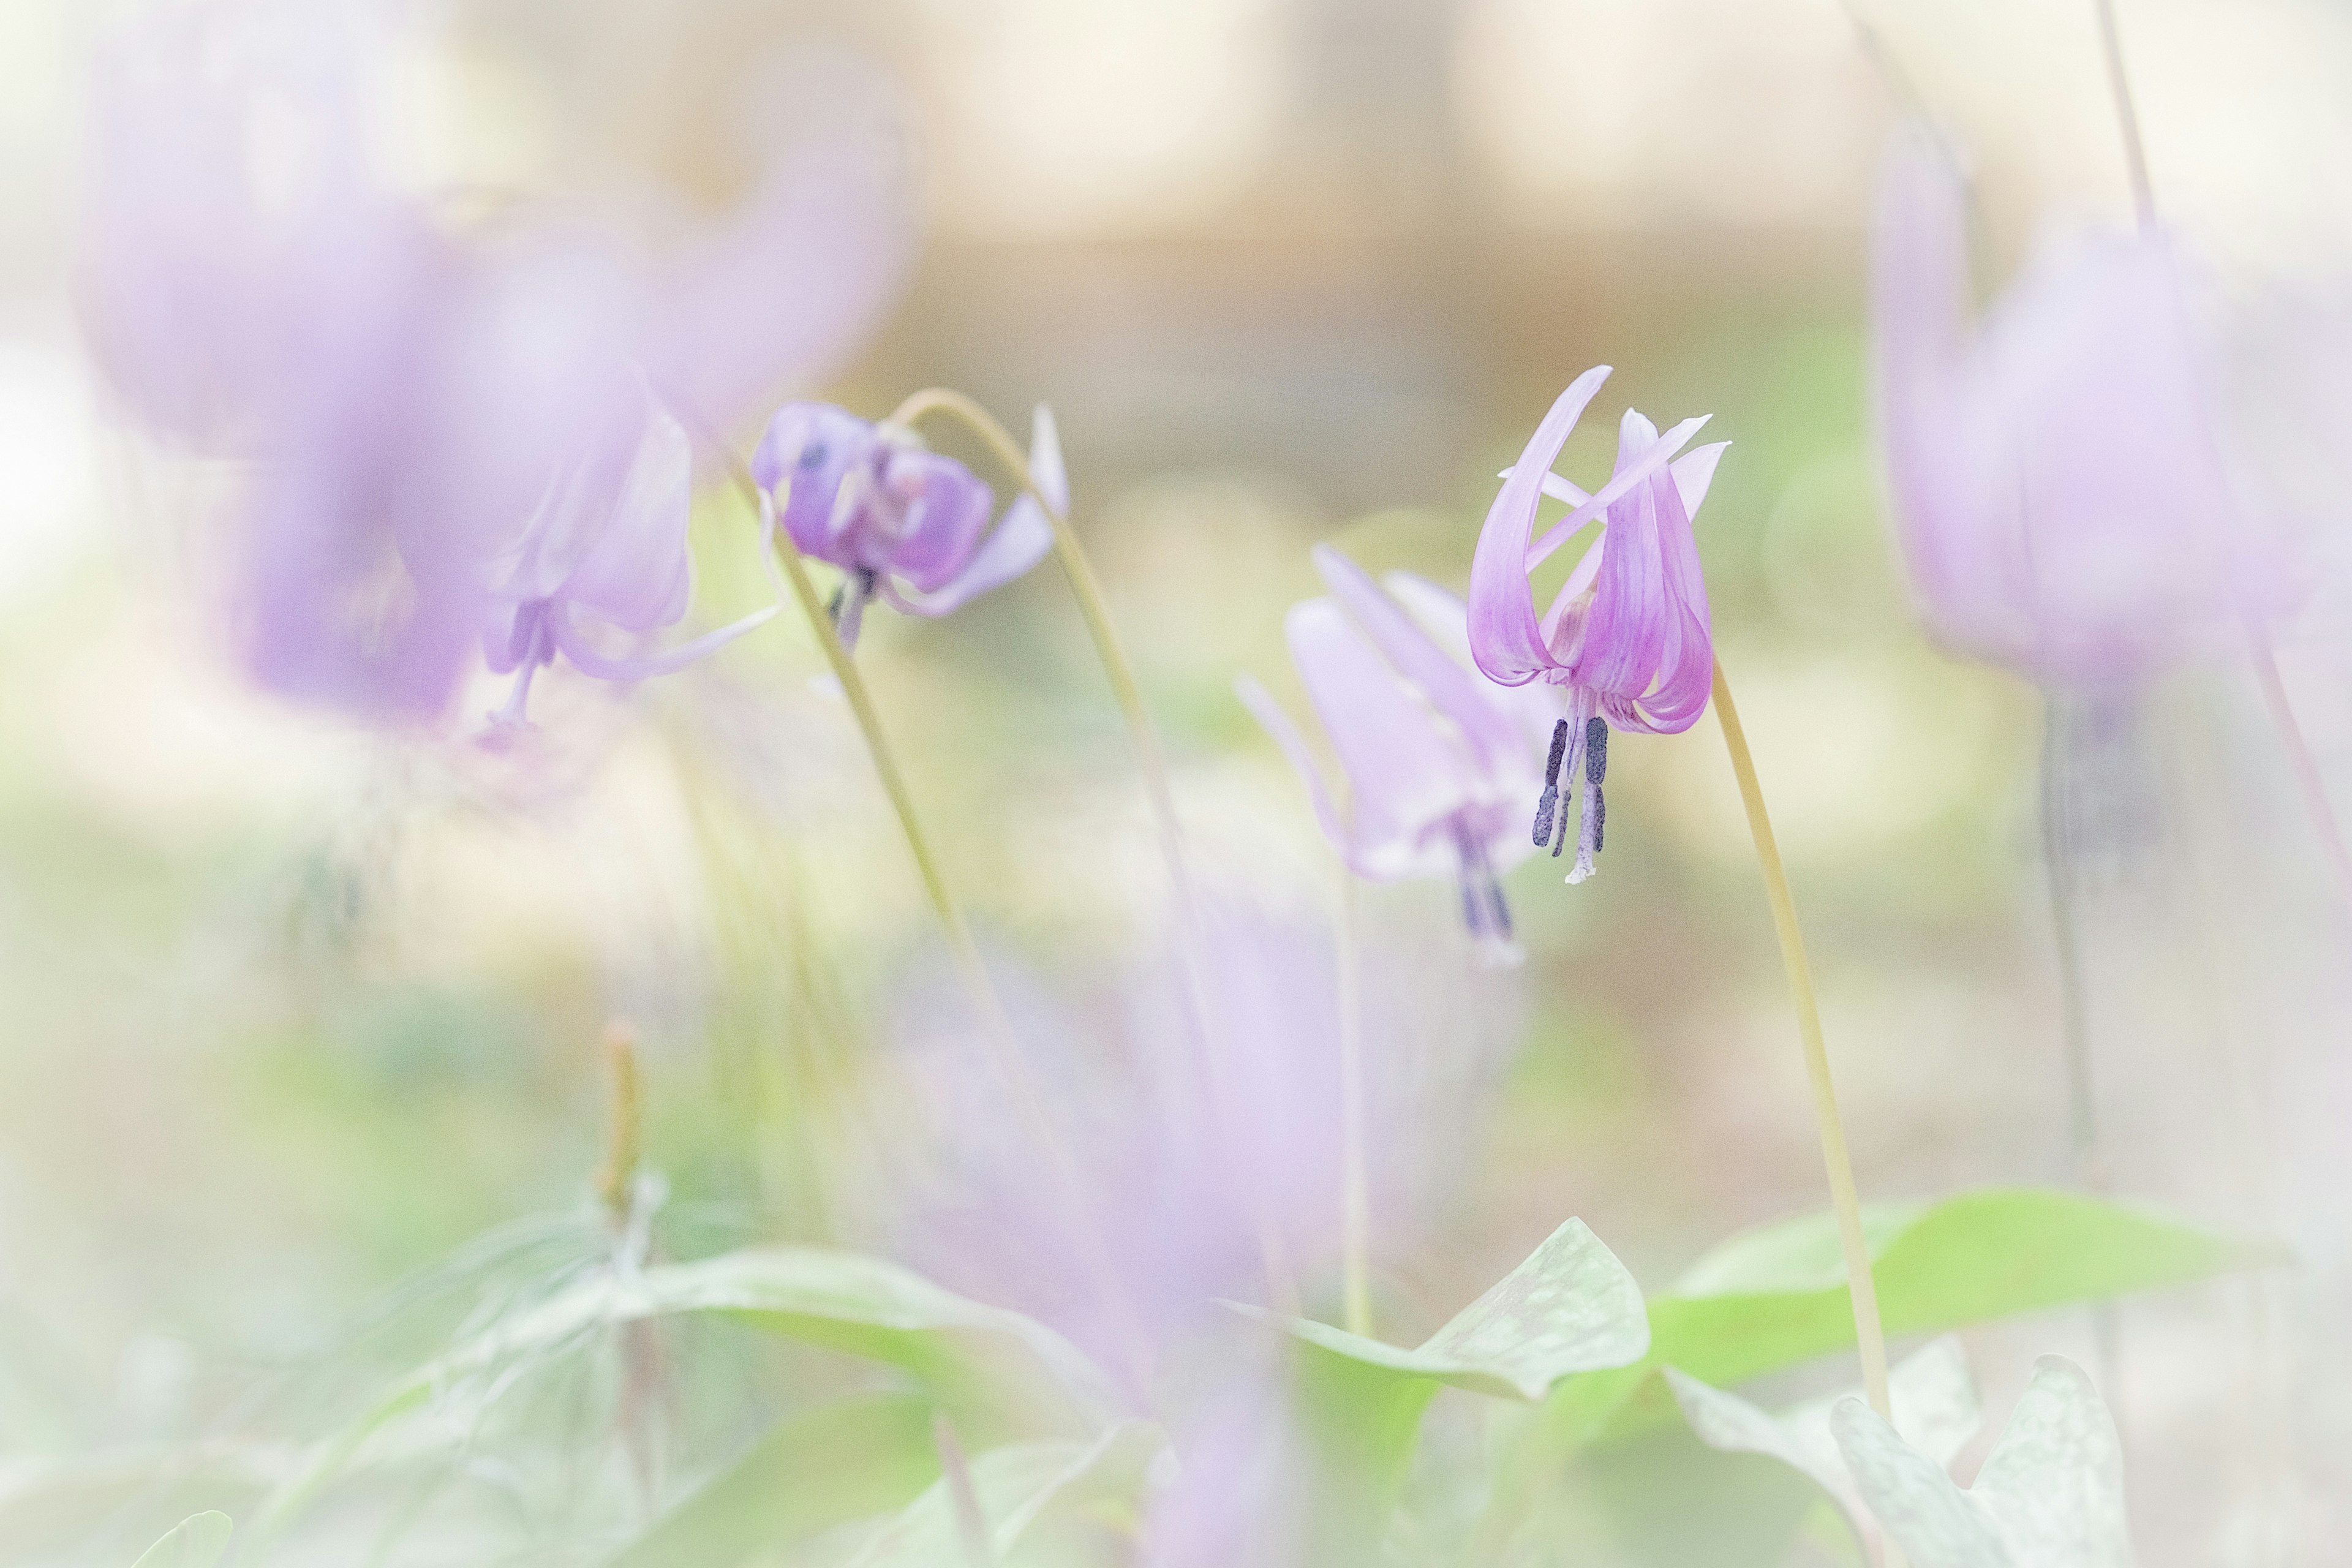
[1467,366,1727,881]
[1238,545,1558,955]
[750,401,1060,650]
[1873,127,2286,686]
[481,399,778,727]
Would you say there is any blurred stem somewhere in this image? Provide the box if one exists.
[2037,699,2124,1406]
[1336,865,1373,1338]
[888,386,1302,1314]
[1709,662,1892,1422]
[2094,0,2157,229]
[597,1020,643,1226]
[933,1412,995,1568]
[2250,639,2352,897]
[687,430,1153,1378]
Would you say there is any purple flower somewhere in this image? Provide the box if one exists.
[78,2,911,725]
[750,402,1058,649]
[1238,546,1559,951]
[481,396,780,728]
[1465,366,1727,881]
[1872,126,2287,686]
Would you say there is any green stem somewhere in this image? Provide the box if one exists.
[2094,0,2157,229]
[1711,661,1892,1421]
[886,387,1302,1313]
[693,432,1150,1374]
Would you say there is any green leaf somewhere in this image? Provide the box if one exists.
[1545,1187,2274,1450]
[262,1248,1119,1539]
[1229,1219,1648,1557]
[601,1396,941,1568]
[840,1422,1162,1567]
[132,1512,233,1568]
[1230,1218,1650,1404]
[1831,1355,2130,1568]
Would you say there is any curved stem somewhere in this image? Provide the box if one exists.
[1710,662,1892,1421]
[2250,638,2352,897]
[692,429,1152,1378]
[2037,698,2124,1406]
[888,386,1302,1313]
[2094,0,2157,229]
[1336,865,1373,1338]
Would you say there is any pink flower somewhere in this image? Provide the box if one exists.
[1238,546,1560,953]
[481,397,779,728]
[1872,126,2288,685]
[1465,366,1727,881]
[750,402,1059,649]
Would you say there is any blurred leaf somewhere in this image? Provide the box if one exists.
[1830,1355,2130,1568]
[0,1450,281,1566]
[1230,1219,1648,1559]
[1542,1187,2274,1450]
[1230,1218,1649,1404]
[1664,1335,1980,1558]
[601,1396,940,1568]
[840,1421,1161,1567]
[262,1248,1120,1539]
[130,1511,232,1568]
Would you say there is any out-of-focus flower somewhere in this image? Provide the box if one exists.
[481,399,780,728]
[1873,126,2288,687]
[884,905,1504,1398]
[77,1,913,724]
[1238,545,1557,953]
[1466,366,1726,881]
[750,402,1058,649]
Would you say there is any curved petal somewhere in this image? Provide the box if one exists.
[752,401,881,565]
[1672,441,1730,519]
[886,404,1061,616]
[1235,674,1346,860]
[1287,599,1474,880]
[1313,545,1526,785]
[1383,569,1562,771]
[563,409,696,631]
[548,596,778,683]
[1525,414,1710,570]
[1467,367,1613,686]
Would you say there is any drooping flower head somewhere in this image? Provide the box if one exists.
[1466,366,1727,881]
[1873,126,2288,687]
[481,395,779,728]
[1238,546,1560,956]
[750,402,1059,649]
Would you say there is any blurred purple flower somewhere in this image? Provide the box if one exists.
[1873,126,2288,686]
[1466,366,1727,881]
[1237,545,1558,954]
[481,398,782,728]
[750,402,1058,649]
[882,905,1503,1398]
[77,2,913,724]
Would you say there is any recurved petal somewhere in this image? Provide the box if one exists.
[1383,569,1564,770]
[1313,546,1527,786]
[1468,367,1614,686]
[886,495,1052,616]
[875,448,995,592]
[1236,674,1348,861]
[752,401,878,563]
[1286,598,1476,880]
[562,410,696,632]
[547,596,778,683]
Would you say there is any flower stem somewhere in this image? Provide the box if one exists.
[2037,698,2124,1406]
[691,431,1152,1377]
[1336,864,1373,1338]
[2250,638,2352,897]
[1710,661,1892,1422]
[886,386,1302,1313]
[2094,0,2157,230]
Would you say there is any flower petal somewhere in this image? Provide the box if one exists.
[1235,673,1346,860]
[562,409,696,632]
[887,404,1061,616]
[1467,367,1614,686]
[547,595,778,684]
